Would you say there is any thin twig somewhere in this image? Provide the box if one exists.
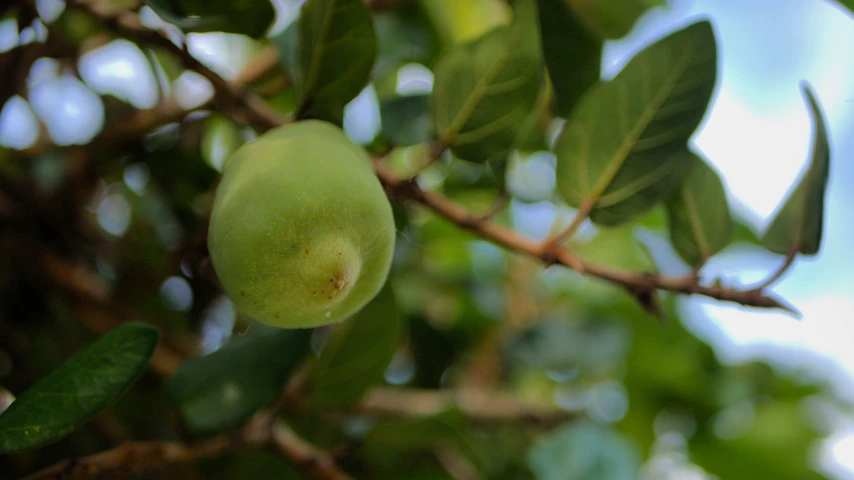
[537,198,594,274]
[354,387,574,426]
[270,422,354,480]
[19,412,351,480]
[749,245,799,291]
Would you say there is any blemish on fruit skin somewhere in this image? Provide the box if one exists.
[325,311,331,318]
[240,291,246,297]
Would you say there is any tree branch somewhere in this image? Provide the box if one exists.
[62,0,795,315]
[18,412,352,480]
[354,387,574,427]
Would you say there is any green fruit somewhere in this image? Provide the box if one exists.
[207,120,396,329]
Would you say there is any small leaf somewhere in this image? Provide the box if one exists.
[761,84,830,256]
[535,0,602,116]
[431,0,542,162]
[380,94,434,146]
[309,285,402,408]
[555,21,718,226]
[143,0,275,37]
[527,421,642,480]
[296,0,378,123]
[166,326,310,434]
[570,0,664,39]
[665,151,733,266]
[0,323,160,453]
[201,114,244,172]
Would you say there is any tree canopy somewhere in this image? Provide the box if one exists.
[0,0,850,479]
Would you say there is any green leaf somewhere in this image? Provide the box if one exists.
[665,151,733,266]
[554,21,718,226]
[526,421,642,480]
[142,0,275,37]
[166,326,310,434]
[761,84,830,256]
[201,113,244,172]
[309,285,402,408]
[535,0,602,116]
[363,408,484,471]
[0,323,160,453]
[295,0,378,123]
[570,0,664,39]
[431,0,542,162]
[833,0,854,16]
[380,94,434,146]
[373,5,441,79]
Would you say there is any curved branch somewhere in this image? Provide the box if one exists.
[64,0,793,313]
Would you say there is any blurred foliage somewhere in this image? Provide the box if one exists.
[0,0,846,479]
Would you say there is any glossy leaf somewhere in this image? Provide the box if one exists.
[166,326,310,434]
[431,0,541,162]
[143,0,274,37]
[296,0,378,123]
[555,21,718,226]
[570,0,664,39]
[535,0,602,116]
[309,285,402,408]
[761,84,830,256]
[0,323,159,453]
[666,151,733,266]
[527,421,642,480]
[380,94,433,146]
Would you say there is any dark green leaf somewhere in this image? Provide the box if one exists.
[364,408,483,468]
[309,285,402,408]
[273,20,302,87]
[166,326,310,434]
[666,151,733,266]
[535,0,602,116]
[296,0,378,123]
[373,5,441,79]
[143,0,274,37]
[761,84,830,256]
[0,323,160,453]
[833,0,854,16]
[527,421,642,480]
[570,0,664,39]
[431,0,542,162]
[380,95,434,146]
[555,21,718,226]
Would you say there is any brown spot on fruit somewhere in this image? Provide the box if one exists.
[240,291,246,297]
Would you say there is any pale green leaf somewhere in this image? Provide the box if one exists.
[535,0,602,116]
[0,323,159,453]
[527,421,642,480]
[309,285,402,408]
[555,21,718,226]
[761,84,830,256]
[297,0,378,123]
[431,0,542,162]
[666,151,733,266]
